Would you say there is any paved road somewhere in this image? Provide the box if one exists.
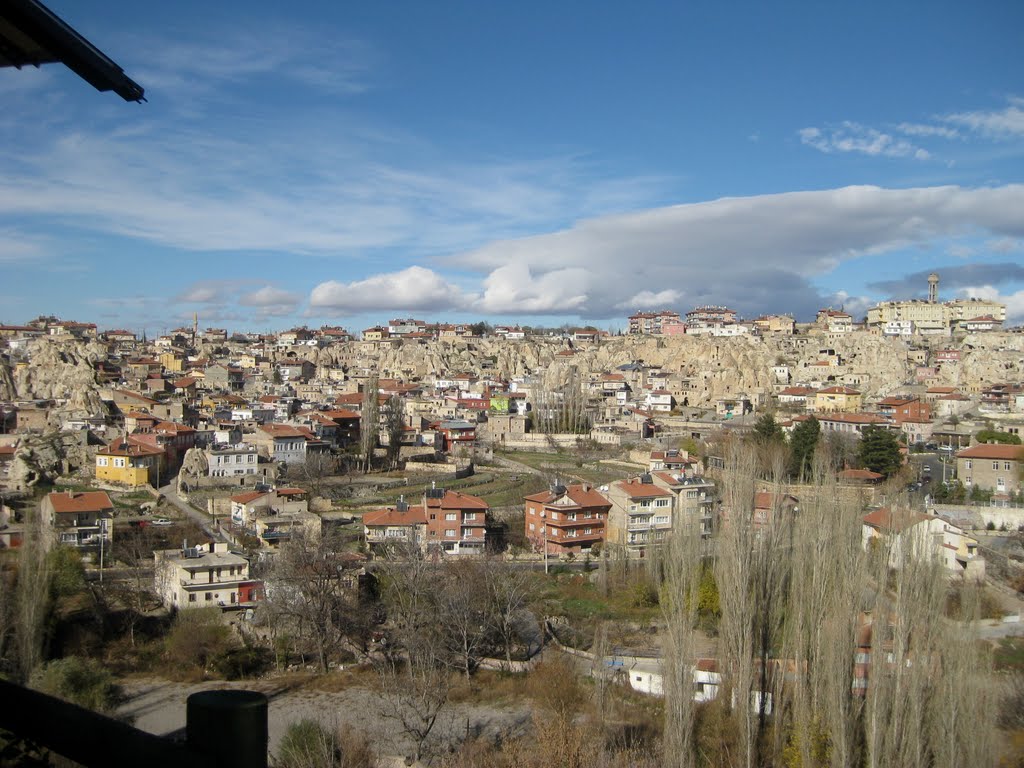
[158,483,225,542]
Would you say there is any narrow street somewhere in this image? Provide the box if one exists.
[157,482,224,542]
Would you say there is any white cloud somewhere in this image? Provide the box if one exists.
[896,122,960,139]
[85,183,1024,324]
[473,264,590,314]
[310,266,469,313]
[943,99,1024,139]
[128,27,375,99]
[439,184,1024,320]
[799,121,928,159]
[238,286,302,318]
[0,229,48,263]
[946,243,977,258]
[239,286,301,308]
[987,237,1024,254]
[616,289,682,310]
[176,280,238,304]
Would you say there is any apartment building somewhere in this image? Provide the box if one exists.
[154,541,261,609]
[524,482,612,556]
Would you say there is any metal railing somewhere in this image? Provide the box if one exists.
[0,680,267,768]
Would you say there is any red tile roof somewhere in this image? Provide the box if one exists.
[956,444,1023,460]
[46,491,114,514]
[98,438,164,457]
[525,484,611,509]
[425,490,489,511]
[364,505,427,526]
[231,491,268,505]
[863,507,929,532]
[615,478,672,498]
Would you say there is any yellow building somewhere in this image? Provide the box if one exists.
[814,386,863,413]
[158,351,185,372]
[95,438,164,487]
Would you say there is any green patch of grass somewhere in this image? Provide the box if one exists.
[995,638,1024,671]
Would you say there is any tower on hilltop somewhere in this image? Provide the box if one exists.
[928,273,939,303]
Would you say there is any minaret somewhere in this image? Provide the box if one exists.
[193,312,198,339]
[928,273,939,303]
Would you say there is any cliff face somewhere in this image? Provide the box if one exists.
[953,334,1024,389]
[10,339,106,423]
[0,358,16,400]
[305,333,930,406]
[8,430,91,490]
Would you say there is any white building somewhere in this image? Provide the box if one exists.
[154,541,261,609]
[205,442,259,477]
[883,320,914,336]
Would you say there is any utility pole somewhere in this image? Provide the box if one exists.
[99,518,105,584]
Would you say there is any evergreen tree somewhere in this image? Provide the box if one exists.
[858,425,903,477]
[752,413,784,444]
[788,416,820,479]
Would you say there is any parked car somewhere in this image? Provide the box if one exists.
[150,518,172,526]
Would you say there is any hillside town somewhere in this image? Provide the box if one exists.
[1,273,1023,766]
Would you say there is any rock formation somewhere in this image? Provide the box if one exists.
[9,430,91,491]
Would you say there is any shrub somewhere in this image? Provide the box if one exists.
[213,646,272,680]
[165,607,232,670]
[29,656,121,713]
[276,719,340,768]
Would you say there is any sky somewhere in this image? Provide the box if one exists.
[2,0,1024,335]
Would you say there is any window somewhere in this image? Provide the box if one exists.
[584,528,593,535]
[529,523,536,532]
[248,454,254,463]
[1006,462,1013,471]
[655,515,669,524]
[188,594,196,603]
[445,529,456,537]
[97,457,108,467]
[993,462,1000,470]
[230,593,236,604]
[656,498,669,507]
[465,513,476,521]
[114,458,126,468]
[585,511,593,519]
[445,513,457,521]
[966,460,972,469]
[205,593,212,601]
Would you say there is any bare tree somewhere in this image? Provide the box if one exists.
[360,374,379,473]
[294,450,339,500]
[383,394,406,471]
[15,509,52,683]
[106,525,159,647]
[263,529,368,672]
[482,557,537,669]
[376,652,452,765]
[661,507,703,768]
[434,559,488,678]
[714,442,762,768]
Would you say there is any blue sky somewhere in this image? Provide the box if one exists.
[2,0,1023,334]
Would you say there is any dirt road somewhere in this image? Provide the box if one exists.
[118,676,532,762]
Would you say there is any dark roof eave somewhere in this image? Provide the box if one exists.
[0,0,145,102]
